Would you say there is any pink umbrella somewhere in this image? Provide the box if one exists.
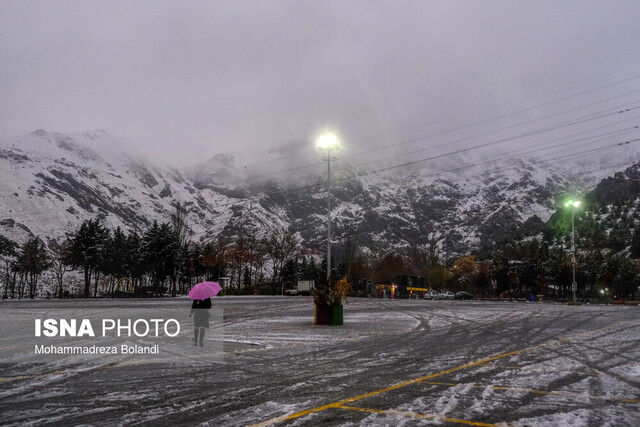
[188,281,222,300]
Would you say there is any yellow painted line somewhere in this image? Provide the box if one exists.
[249,322,631,426]
[248,347,527,426]
[336,405,496,426]
[421,381,638,404]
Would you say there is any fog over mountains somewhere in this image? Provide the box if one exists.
[3,128,640,257]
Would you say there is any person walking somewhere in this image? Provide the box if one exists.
[190,297,211,346]
[187,281,222,347]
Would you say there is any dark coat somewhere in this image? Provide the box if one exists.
[191,298,212,328]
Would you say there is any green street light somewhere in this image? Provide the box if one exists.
[564,198,581,302]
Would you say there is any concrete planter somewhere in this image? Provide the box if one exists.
[315,303,343,325]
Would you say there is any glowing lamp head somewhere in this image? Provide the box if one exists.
[564,199,581,208]
[316,132,340,150]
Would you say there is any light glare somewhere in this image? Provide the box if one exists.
[316,132,340,150]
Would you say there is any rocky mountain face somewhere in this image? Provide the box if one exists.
[539,160,640,257]
[1,129,636,257]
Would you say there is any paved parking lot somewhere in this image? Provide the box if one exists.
[1,297,639,425]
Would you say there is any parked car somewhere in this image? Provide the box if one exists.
[425,291,439,300]
[455,291,474,300]
[440,292,455,300]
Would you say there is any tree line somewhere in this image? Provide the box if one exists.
[3,200,640,300]
[0,205,318,298]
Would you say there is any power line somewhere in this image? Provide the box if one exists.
[278,138,640,248]
[337,94,640,174]
[244,90,640,183]
[352,102,640,178]
[420,136,640,186]
[239,70,640,173]
[278,121,640,196]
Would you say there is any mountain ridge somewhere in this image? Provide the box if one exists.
[2,129,639,256]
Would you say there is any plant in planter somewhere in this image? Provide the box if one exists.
[313,276,351,325]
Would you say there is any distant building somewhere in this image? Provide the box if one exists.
[352,279,376,297]
[396,275,428,298]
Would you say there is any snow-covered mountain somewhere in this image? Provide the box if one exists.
[2,129,638,256]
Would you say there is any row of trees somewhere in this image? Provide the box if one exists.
[3,200,640,300]
[0,205,314,298]
[1,234,49,299]
[334,230,640,300]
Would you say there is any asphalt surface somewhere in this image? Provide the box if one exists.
[1,297,640,426]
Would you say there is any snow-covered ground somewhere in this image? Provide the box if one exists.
[1,297,639,426]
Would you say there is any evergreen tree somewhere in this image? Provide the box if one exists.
[243,266,252,287]
[66,219,108,297]
[101,227,128,295]
[280,257,299,284]
[612,256,638,299]
[609,223,631,252]
[142,221,179,295]
[631,225,640,258]
[17,237,50,298]
[0,234,18,298]
[124,231,144,287]
[581,249,604,292]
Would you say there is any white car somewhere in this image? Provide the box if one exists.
[425,291,439,300]
[439,292,455,300]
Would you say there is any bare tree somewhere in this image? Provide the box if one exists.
[170,201,190,296]
[228,232,251,288]
[262,226,301,292]
[50,242,70,298]
[202,239,227,281]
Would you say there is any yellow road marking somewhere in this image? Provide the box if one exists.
[422,381,638,404]
[249,322,632,426]
[336,405,496,426]
[248,348,527,427]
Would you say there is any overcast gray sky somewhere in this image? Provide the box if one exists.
[2,0,640,167]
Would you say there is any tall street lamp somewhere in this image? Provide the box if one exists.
[316,132,340,281]
[564,199,581,302]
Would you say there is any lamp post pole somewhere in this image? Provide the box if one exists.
[571,205,577,302]
[316,132,340,283]
[326,149,332,281]
[564,199,580,302]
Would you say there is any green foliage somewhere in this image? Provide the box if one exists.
[142,221,180,294]
[631,225,640,258]
[427,264,450,290]
[280,257,299,284]
[0,234,18,258]
[612,256,638,298]
[374,253,405,283]
[66,219,108,297]
[313,276,351,306]
[17,237,50,298]
[608,223,631,253]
